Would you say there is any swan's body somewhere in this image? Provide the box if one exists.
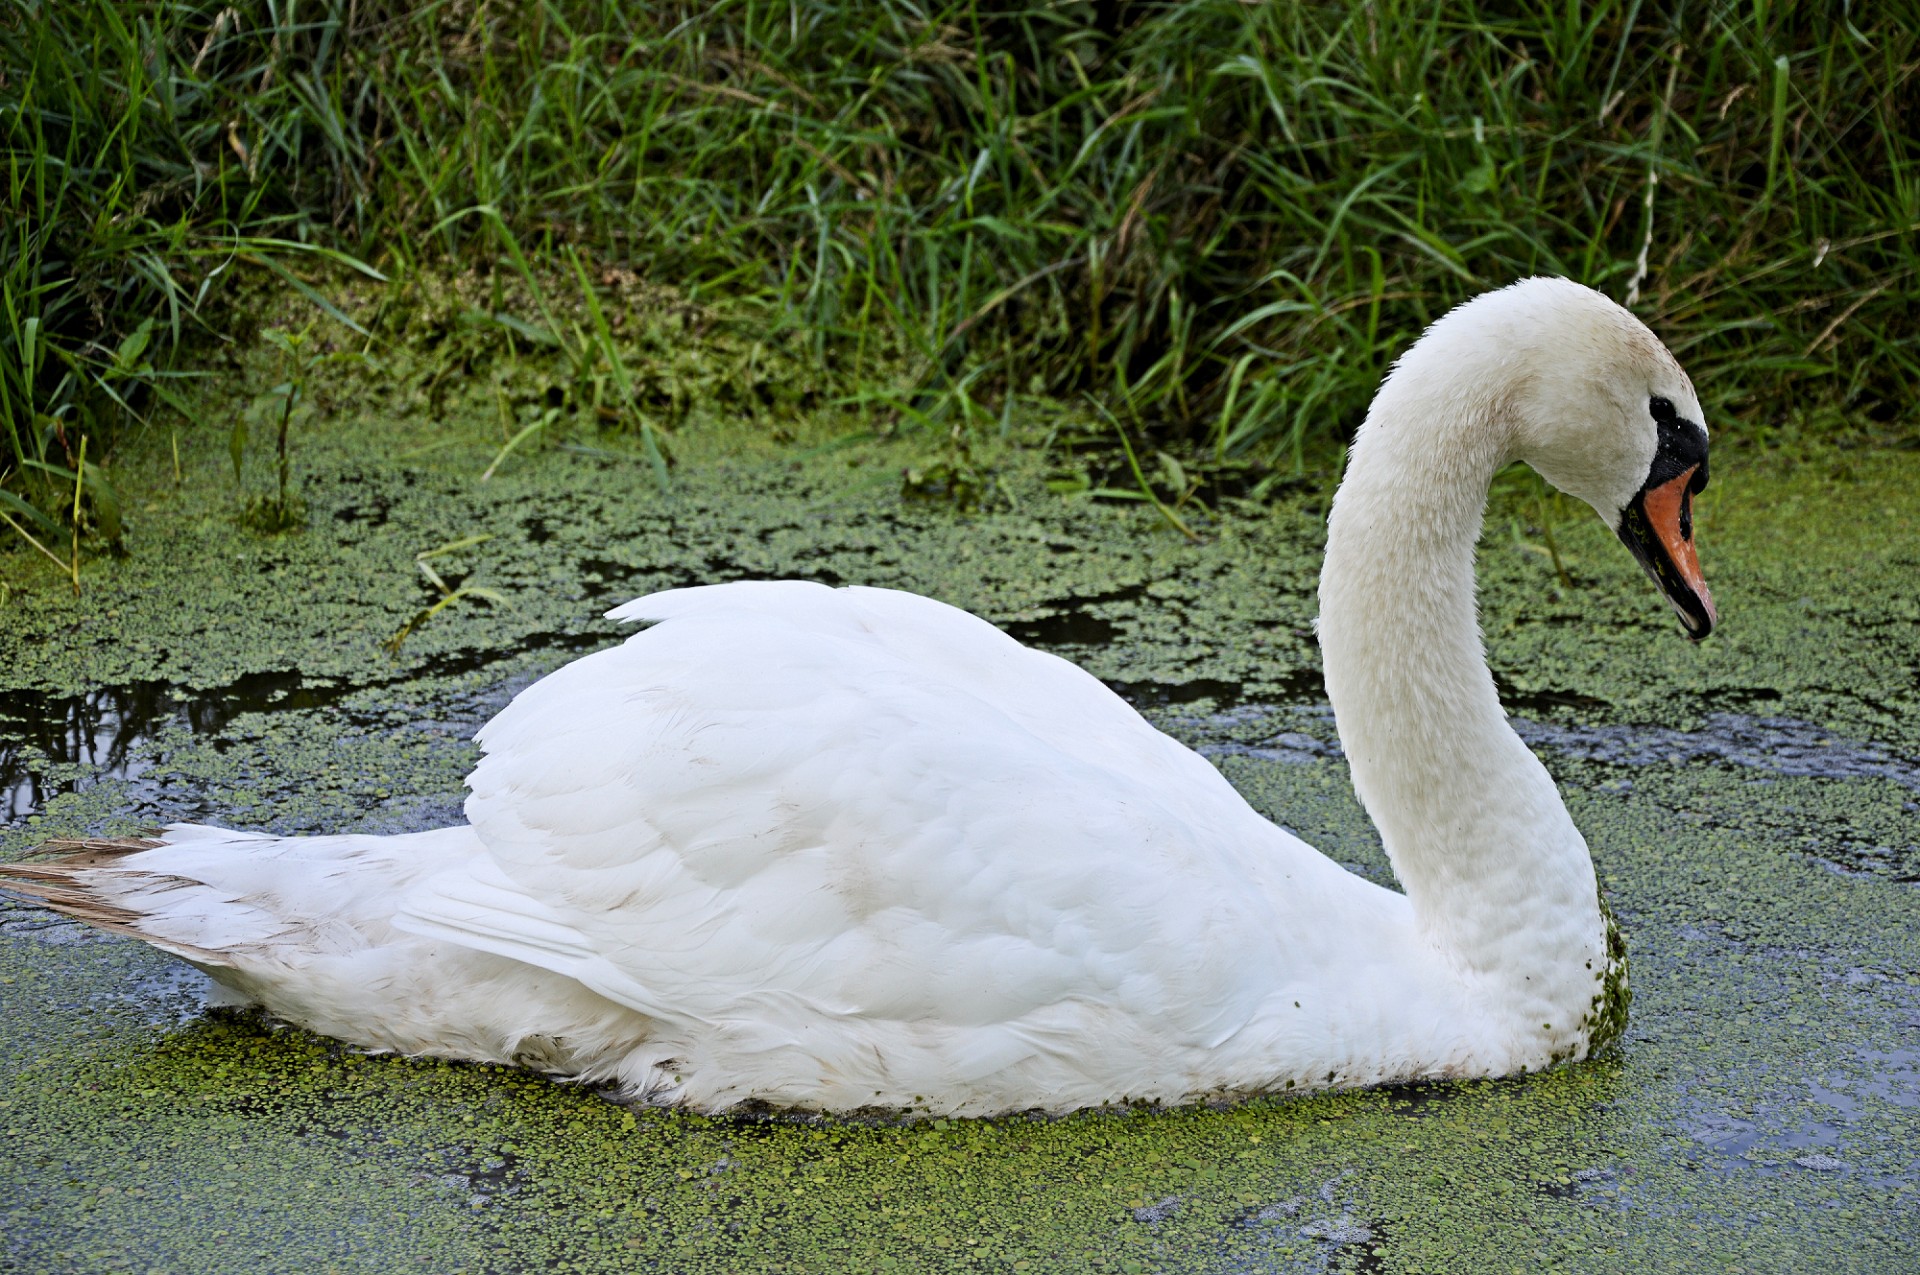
[1,278,1714,1116]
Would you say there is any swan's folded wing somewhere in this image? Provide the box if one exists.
[411,583,1296,1058]
[610,582,1235,811]
[395,855,689,1020]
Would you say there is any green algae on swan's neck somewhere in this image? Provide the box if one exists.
[1582,893,1632,1057]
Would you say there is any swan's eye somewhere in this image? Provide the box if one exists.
[1649,396,1676,423]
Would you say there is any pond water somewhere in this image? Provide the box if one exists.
[0,403,1916,1273]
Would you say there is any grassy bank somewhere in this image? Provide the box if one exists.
[3,0,1916,551]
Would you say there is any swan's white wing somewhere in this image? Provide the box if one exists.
[397,582,1335,1103]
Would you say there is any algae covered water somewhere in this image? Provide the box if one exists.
[1,397,1916,1272]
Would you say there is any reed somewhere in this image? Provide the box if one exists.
[4,0,1914,547]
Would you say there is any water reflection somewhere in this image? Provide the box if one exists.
[0,628,630,826]
[0,676,316,824]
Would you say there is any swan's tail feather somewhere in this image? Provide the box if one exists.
[29,832,167,860]
[0,834,234,964]
[2,823,662,1073]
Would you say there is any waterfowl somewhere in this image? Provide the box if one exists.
[0,278,1714,1116]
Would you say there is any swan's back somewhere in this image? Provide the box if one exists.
[389,582,1361,1110]
[4,581,1413,1114]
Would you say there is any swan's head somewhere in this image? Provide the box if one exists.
[1432,277,1717,640]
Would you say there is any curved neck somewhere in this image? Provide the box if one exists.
[1318,384,1600,1003]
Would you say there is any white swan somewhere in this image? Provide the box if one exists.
[0,278,1715,1116]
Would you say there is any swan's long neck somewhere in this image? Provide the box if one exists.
[1319,370,1604,1041]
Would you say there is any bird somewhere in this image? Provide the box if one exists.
[0,277,1715,1117]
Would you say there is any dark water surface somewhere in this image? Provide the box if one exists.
[1,422,1916,1273]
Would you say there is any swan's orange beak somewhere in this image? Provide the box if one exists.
[1616,463,1715,641]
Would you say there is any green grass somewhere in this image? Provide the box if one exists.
[4,0,1916,552]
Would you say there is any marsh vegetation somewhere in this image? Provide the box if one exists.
[3,0,1916,569]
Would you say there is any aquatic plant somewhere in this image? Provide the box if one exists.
[382,533,505,657]
[3,398,1919,1273]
